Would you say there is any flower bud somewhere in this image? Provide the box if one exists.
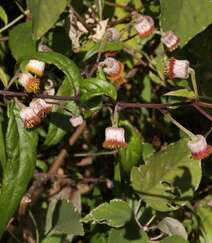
[30,99,52,119]
[100,57,125,85]
[102,127,127,149]
[18,72,40,93]
[20,107,41,128]
[69,115,84,127]
[134,14,155,38]
[161,31,180,51]
[165,58,190,79]
[187,135,212,160]
[26,59,45,77]
[104,28,120,41]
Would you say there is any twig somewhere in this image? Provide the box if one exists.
[192,103,212,122]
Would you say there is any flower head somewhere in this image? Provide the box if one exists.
[102,127,127,149]
[20,107,41,129]
[18,72,40,93]
[187,135,212,160]
[100,57,125,85]
[134,14,155,38]
[104,28,120,42]
[161,31,180,51]
[26,59,45,77]
[30,99,52,119]
[165,58,190,79]
[69,115,84,127]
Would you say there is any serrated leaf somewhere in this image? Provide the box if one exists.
[160,0,212,46]
[28,0,67,40]
[160,235,189,243]
[119,120,143,172]
[158,217,187,239]
[44,78,79,146]
[0,5,8,25]
[131,139,202,211]
[9,21,36,61]
[0,67,9,87]
[49,200,84,236]
[82,199,132,228]
[80,78,117,102]
[0,102,38,236]
[164,89,195,99]
[84,41,124,61]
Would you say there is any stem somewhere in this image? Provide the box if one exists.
[164,113,196,140]
[73,151,117,157]
[192,103,212,122]
[0,11,28,33]
[189,68,199,99]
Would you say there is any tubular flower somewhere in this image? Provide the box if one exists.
[187,135,212,160]
[102,127,127,149]
[69,115,84,127]
[20,107,41,129]
[26,59,45,77]
[165,58,190,79]
[30,99,52,119]
[161,31,180,51]
[104,28,120,42]
[18,72,40,93]
[100,57,125,85]
[134,14,155,38]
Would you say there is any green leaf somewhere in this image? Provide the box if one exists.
[0,5,8,25]
[196,206,212,243]
[28,0,67,40]
[160,0,212,46]
[131,138,202,211]
[22,51,82,91]
[84,41,124,61]
[9,21,36,61]
[119,121,143,172]
[141,143,155,161]
[164,89,195,99]
[108,223,148,243]
[82,199,132,228]
[158,217,187,239]
[0,67,9,87]
[141,76,152,102]
[48,200,84,236]
[41,236,61,243]
[160,235,189,243]
[80,78,117,103]
[0,102,38,236]
[44,78,79,146]
[0,112,6,171]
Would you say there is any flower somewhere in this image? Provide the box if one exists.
[100,57,125,85]
[69,115,84,127]
[102,127,127,149]
[187,135,212,160]
[134,14,155,38]
[104,28,120,41]
[25,59,45,77]
[18,72,40,93]
[20,107,41,128]
[165,58,190,79]
[30,99,52,119]
[161,31,180,51]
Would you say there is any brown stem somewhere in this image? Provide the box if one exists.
[192,103,212,122]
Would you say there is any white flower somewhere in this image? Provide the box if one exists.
[100,57,121,76]
[104,28,120,41]
[70,115,84,127]
[26,59,45,77]
[161,31,180,51]
[18,72,40,93]
[166,59,190,79]
[30,99,52,118]
[20,107,41,128]
[134,15,155,37]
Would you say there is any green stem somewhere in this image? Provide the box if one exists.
[165,113,196,140]
[0,11,28,34]
[73,151,117,157]
[189,68,199,99]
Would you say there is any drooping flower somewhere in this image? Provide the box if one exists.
[187,135,212,160]
[134,14,155,38]
[100,57,125,85]
[18,72,40,93]
[69,115,84,127]
[102,127,127,149]
[30,98,52,119]
[161,31,180,51]
[26,59,45,77]
[165,58,190,79]
[104,28,120,42]
[20,107,41,128]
